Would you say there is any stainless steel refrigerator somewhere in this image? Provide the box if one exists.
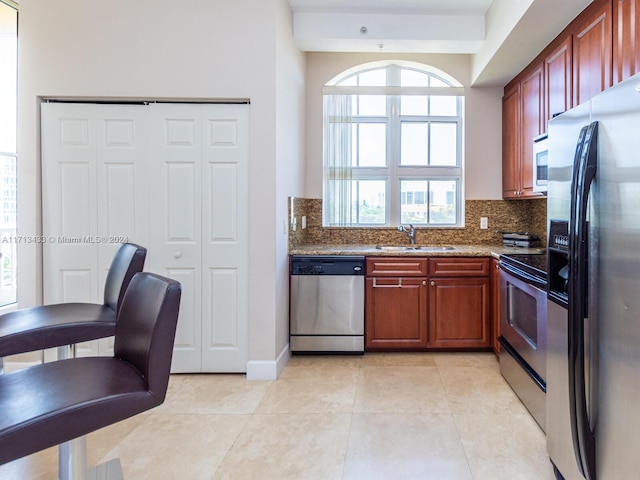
[546,73,640,480]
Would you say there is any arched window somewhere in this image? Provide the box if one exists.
[323,62,464,227]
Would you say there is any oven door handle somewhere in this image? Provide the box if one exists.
[568,121,598,480]
[499,262,546,291]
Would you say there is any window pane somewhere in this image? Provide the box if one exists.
[400,123,428,166]
[0,4,17,306]
[429,180,457,224]
[0,154,16,306]
[430,96,457,116]
[357,123,386,167]
[400,69,429,87]
[400,180,457,224]
[430,123,457,166]
[358,95,386,116]
[358,68,386,86]
[0,5,17,154]
[400,95,428,116]
[400,180,428,224]
[353,180,386,224]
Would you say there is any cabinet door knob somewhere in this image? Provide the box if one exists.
[174,251,182,259]
[422,280,426,286]
[430,281,435,286]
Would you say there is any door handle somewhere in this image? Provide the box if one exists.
[568,121,598,480]
[372,278,402,288]
[174,251,182,259]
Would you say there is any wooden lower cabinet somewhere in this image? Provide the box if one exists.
[365,256,491,351]
[365,276,427,349]
[428,277,491,348]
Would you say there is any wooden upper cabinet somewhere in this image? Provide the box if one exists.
[573,0,613,106]
[502,83,520,198]
[502,62,545,200]
[613,0,640,83]
[519,63,544,196]
[545,36,573,130]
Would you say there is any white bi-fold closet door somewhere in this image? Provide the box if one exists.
[41,102,249,373]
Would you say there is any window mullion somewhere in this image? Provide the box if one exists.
[388,94,401,226]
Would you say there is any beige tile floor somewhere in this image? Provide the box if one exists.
[0,352,556,480]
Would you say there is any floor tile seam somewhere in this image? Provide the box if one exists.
[94,412,157,468]
[449,411,479,480]
[434,361,455,415]
[340,409,356,480]
[206,411,262,479]
[149,411,255,417]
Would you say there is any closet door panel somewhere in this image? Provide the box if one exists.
[201,104,249,372]
[95,105,150,356]
[42,102,150,358]
[149,103,203,373]
[41,103,99,306]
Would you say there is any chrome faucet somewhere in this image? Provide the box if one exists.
[398,224,417,245]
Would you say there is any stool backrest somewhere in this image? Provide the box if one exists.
[103,243,147,313]
[114,272,181,398]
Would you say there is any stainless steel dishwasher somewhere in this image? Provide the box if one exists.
[290,256,365,353]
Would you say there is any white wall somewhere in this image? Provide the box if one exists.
[275,0,306,361]
[17,0,305,377]
[304,52,503,201]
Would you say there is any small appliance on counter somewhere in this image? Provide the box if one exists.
[499,231,540,248]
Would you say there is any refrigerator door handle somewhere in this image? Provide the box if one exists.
[568,121,598,480]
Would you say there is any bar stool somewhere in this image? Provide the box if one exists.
[0,272,182,479]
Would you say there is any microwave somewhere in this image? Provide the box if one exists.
[532,133,548,193]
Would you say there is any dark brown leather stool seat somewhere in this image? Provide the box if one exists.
[0,272,182,469]
[0,303,116,358]
[0,243,146,361]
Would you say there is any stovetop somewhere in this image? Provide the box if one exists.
[500,253,548,282]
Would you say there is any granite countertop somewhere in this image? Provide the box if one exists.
[289,244,545,258]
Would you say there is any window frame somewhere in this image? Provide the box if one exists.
[323,63,465,228]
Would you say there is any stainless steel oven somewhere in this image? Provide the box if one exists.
[499,253,547,431]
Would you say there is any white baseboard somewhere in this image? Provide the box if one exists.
[245,343,291,380]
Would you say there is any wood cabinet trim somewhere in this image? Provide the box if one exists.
[428,257,490,277]
[366,257,428,277]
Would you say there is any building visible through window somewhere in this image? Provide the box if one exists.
[0,1,17,306]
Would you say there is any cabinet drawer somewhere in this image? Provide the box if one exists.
[428,257,490,277]
[366,257,428,277]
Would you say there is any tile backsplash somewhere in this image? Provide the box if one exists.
[289,197,547,248]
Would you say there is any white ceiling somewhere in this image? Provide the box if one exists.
[288,0,494,14]
[287,0,594,86]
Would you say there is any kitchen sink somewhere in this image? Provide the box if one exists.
[420,245,456,251]
[374,245,456,251]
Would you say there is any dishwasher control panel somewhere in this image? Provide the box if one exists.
[290,256,365,275]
